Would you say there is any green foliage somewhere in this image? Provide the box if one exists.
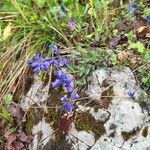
[128,42,145,53]
[110,54,119,65]
[35,0,46,8]
[138,64,150,88]
[3,94,13,105]
[0,106,12,122]
[67,49,106,85]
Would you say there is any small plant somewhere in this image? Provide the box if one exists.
[27,45,79,112]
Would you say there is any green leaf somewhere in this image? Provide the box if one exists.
[35,0,46,8]
[128,42,145,53]
[3,94,13,105]
[0,106,11,121]
[110,54,118,65]
[144,51,150,59]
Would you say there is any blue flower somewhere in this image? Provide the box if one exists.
[50,58,59,66]
[128,91,135,99]
[52,70,73,92]
[128,3,138,14]
[68,19,76,31]
[63,102,74,111]
[48,44,60,56]
[59,4,67,18]
[71,92,79,100]
[28,53,51,74]
[146,16,150,23]
[61,95,68,103]
[59,57,69,67]
[60,4,67,15]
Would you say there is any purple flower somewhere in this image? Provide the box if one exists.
[128,3,138,14]
[71,92,79,100]
[28,53,51,74]
[146,16,150,23]
[59,57,69,67]
[52,70,73,92]
[61,95,68,103]
[50,58,59,66]
[63,102,74,111]
[48,44,60,56]
[128,91,135,99]
[68,19,76,31]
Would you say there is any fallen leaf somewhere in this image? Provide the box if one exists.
[109,34,128,49]
[137,26,147,33]
[3,22,13,40]
[8,103,21,125]
[118,51,129,62]
[146,32,150,38]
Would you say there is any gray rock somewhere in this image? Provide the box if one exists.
[20,76,49,111]
[88,67,150,150]
[90,108,110,121]
[113,100,145,132]
[29,119,54,150]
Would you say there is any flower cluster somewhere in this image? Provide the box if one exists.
[68,19,76,31]
[128,3,138,14]
[59,4,68,18]
[27,53,52,74]
[28,44,69,74]
[52,70,73,92]
[61,92,79,111]
[128,3,150,24]
[58,3,77,31]
[48,44,60,56]
[128,91,135,99]
[146,16,150,24]
[27,44,79,112]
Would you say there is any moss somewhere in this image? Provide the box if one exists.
[142,126,148,137]
[24,107,44,135]
[45,86,65,129]
[101,84,114,102]
[121,129,138,141]
[75,111,106,140]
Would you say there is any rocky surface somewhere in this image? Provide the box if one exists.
[21,67,150,150]
[88,67,150,150]
[29,119,54,150]
[21,76,49,111]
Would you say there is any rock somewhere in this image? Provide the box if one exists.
[29,119,54,150]
[67,123,95,150]
[87,67,150,150]
[91,124,150,150]
[88,67,141,101]
[87,69,108,100]
[20,76,49,111]
[114,100,145,132]
[90,108,110,121]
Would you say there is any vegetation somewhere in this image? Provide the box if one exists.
[0,0,149,149]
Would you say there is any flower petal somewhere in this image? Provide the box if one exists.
[41,63,49,71]
[65,84,73,92]
[31,62,39,68]
[34,53,40,60]
[71,92,79,100]
[33,67,40,74]
[61,96,68,103]
[63,102,74,111]
[52,79,61,88]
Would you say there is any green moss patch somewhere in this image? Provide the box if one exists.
[24,107,44,135]
[75,111,106,140]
